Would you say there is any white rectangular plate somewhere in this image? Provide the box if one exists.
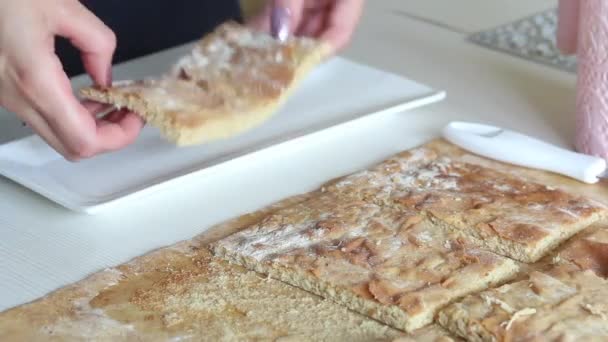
[0,56,444,214]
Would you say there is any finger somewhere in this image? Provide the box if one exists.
[95,112,144,150]
[7,52,85,159]
[93,108,144,149]
[248,0,306,35]
[297,8,330,37]
[99,109,128,124]
[19,108,70,158]
[0,58,70,157]
[303,0,334,10]
[81,100,113,119]
[54,1,116,86]
[320,0,365,53]
[20,53,137,158]
[81,100,112,113]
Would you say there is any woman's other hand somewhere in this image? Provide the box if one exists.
[0,0,144,161]
[248,0,365,54]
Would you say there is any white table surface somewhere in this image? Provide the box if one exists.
[0,0,570,311]
[380,0,557,33]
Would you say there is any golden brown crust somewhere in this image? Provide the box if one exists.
[423,139,608,207]
[212,175,521,332]
[538,222,608,278]
[321,140,606,262]
[438,265,608,342]
[80,21,329,145]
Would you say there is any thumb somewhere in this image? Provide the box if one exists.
[320,0,364,54]
[54,1,116,86]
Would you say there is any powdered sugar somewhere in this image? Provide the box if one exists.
[230,205,381,261]
[527,203,545,211]
[236,223,315,261]
[556,207,581,218]
[395,158,461,191]
[416,231,434,244]
[402,147,433,165]
[41,295,135,338]
[174,40,235,73]
[168,22,315,80]
[493,183,515,192]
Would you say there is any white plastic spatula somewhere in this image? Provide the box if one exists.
[441,121,607,184]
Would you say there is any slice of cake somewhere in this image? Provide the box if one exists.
[438,264,608,341]
[550,223,608,278]
[326,142,606,262]
[80,21,328,145]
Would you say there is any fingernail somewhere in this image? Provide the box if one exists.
[271,5,291,42]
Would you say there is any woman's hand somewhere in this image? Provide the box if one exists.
[0,0,144,161]
[249,0,365,54]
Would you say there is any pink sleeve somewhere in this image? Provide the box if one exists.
[575,0,608,158]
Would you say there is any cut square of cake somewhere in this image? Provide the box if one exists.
[549,223,608,278]
[438,264,608,342]
[213,191,519,332]
[326,142,606,263]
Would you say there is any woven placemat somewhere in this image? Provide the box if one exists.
[469,9,577,73]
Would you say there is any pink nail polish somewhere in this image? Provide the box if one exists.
[271,3,291,42]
